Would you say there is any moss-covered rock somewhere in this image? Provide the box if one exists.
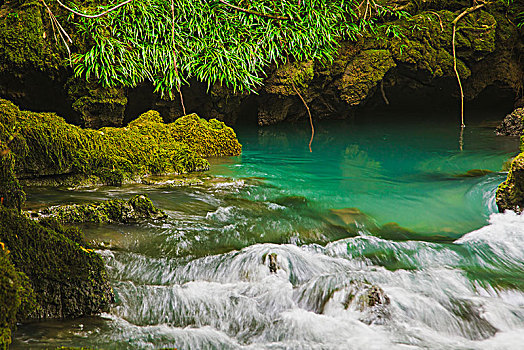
[41,194,167,224]
[0,0,61,74]
[0,99,241,185]
[0,206,114,319]
[337,49,396,106]
[66,78,128,129]
[496,108,524,136]
[0,243,36,349]
[496,152,524,213]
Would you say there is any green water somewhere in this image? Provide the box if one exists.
[13,113,524,349]
[209,116,518,238]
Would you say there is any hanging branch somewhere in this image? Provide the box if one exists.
[291,80,314,153]
[170,0,186,115]
[217,0,290,20]
[451,2,487,129]
[55,0,133,18]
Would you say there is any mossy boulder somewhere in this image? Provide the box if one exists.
[0,149,25,211]
[0,99,241,185]
[0,243,36,349]
[41,194,167,224]
[0,206,113,319]
[496,153,524,213]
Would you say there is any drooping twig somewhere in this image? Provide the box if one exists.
[170,0,186,115]
[380,79,389,105]
[217,0,290,20]
[291,80,314,153]
[451,2,487,128]
[40,0,72,60]
[55,0,133,18]
[427,11,444,31]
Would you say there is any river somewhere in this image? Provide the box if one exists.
[13,111,524,349]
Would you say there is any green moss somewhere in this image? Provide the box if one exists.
[263,60,315,95]
[66,77,128,129]
[381,9,498,80]
[0,206,113,319]
[337,49,396,106]
[0,0,62,75]
[0,243,36,349]
[42,194,167,224]
[1,99,241,185]
[385,10,469,78]
[0,150,25,211]
[0,100,26,210]
[496,153,524,213]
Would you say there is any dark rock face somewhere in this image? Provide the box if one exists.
[40,194,167,224]
[66,78,128,129]
[0,207,114,319]
[496,108,524,136]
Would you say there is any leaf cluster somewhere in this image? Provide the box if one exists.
[67,0,407,97]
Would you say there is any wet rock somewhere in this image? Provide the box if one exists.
[329,208,371,226]
[495,108,524,136]
[376,222,415,240]
[262,252,281,274]
[343,282,391,325]
[336,50,396,107]
[496,153,524,213]
[40,194,167,224]
[1,99,240,186]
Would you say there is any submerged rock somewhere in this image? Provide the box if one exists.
[343,282,391,325]
[0,206,113,320]
[495,108,524,136]
[40,194,167,224]
[262,252,281,274]
[274,195,308,208]
[453,169,494,178]
[496,153,524,213]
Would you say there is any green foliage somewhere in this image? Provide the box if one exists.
[1,99,241,185]
[67,0,409,96]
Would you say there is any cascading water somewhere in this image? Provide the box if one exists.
[13,114,524,349]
